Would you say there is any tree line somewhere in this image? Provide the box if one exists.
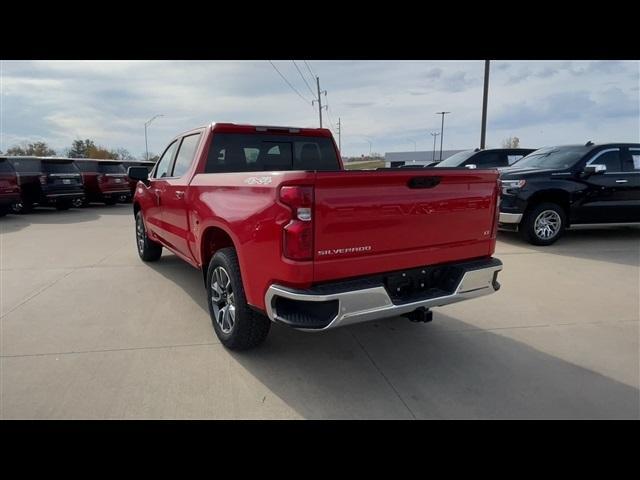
[1,140,159,162]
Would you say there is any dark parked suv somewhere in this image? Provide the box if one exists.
[498,142,640,245]
[6,157,85,212]
[434,148,536,169]
[73,159,130,205]
[0,158,21,216]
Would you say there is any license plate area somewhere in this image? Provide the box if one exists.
[63,179,71,184]
[384,264,463,304]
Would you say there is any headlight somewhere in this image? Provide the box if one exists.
[500,179,526,194]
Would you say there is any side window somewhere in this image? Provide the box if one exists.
[623,148,640,172]
[588,149,622,172]
[153,141,178,178]
[171,133,202,178]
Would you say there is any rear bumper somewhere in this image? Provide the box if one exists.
[43,192,85,201]
[265,257,502,331]
[100,189,130,198]
[0,194,21,207]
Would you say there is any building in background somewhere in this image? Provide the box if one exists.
[384,150,465,168]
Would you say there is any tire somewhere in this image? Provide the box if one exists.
[55,201,71,211]
[135,211,162,261]
[11,200,32,214]
[71,197,84,208]
[520,202,566,246]
[104,198,117,206]
[206,247,270,350]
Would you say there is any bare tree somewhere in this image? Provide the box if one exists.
[502,136,520,148]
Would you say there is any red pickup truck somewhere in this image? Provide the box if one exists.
[128,123,502,350]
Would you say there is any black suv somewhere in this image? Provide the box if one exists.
[6,157,85,213]
[498,143,640,245]
[433,148,536,169]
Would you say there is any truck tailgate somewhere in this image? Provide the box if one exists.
[313,169,499,282]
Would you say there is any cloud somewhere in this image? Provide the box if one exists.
[1,60,638,157]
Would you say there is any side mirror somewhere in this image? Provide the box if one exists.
[583,164,606,176]
[465,164,477,169]
[128,166,150,185]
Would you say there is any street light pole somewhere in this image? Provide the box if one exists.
[480,60,490,149]
[435,112,450,161]
[144,114,164,161]
[430,132,440,162]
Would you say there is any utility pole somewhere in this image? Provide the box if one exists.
[144,114,164,161]
[337,117,342,152]
[430,132,440,162]
[480,60,490,149]
[435,111,450,161]
[312,76,327,128]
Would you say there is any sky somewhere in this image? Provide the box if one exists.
[1,60,638,158]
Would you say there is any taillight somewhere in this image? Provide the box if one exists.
[39,174,48,186]
[491,178,501,237]
[280,185,313,261]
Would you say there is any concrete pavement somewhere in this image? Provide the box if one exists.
[1,205,638,419]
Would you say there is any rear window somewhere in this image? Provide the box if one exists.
[43,161,79,174]
[9,158,41,172]
[0,160,15,173]
[74,161,98,172]
[436,150,476,167]
[97,162,126,174]
[205,133,340,173]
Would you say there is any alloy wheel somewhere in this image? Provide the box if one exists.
[210,266,236,334]
[136,215,145,254]
[534,210,561,240]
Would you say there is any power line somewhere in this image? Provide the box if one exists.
[268,60,313,107]
[292,60,316,98]
[303,60,317,85]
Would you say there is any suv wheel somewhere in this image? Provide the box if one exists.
[56,201,71,211]
[520,202,566,246]
[206,247,270,350]
[71,198,84,208]
[11,200,32,214]
[135,211,162,261]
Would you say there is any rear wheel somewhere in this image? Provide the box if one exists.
[206,248,270,350]
[11,200,32,214]
[135,211,162,261]
[520,202,566,246]
[71,197,84,208]
[55,201,71,210]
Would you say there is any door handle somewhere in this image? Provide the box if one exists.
[175,190,185,199]
[615,179,628,183]
[154,188,161,205]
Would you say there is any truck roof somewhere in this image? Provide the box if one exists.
[209,122,333,137]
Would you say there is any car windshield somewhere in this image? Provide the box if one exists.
[514,148,586,170]
[435,150,476,167]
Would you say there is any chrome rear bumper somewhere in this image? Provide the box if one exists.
[265,258,502,331]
